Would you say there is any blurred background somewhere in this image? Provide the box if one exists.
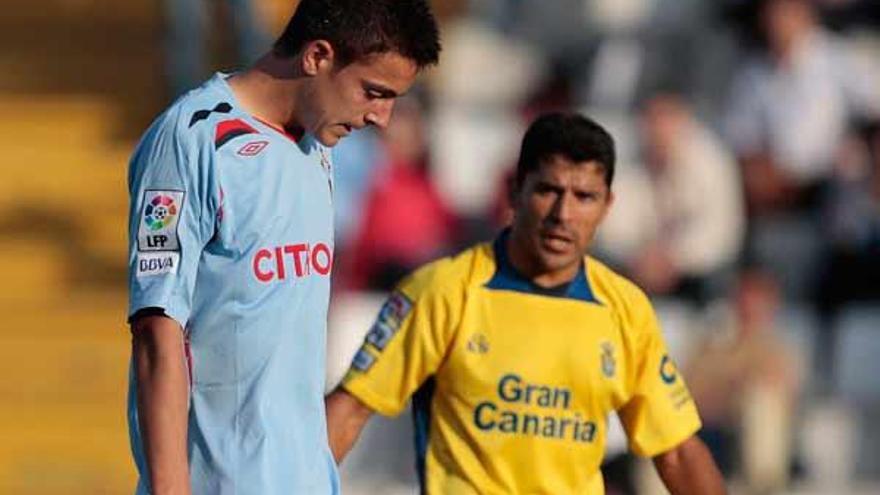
[1,0,879,493]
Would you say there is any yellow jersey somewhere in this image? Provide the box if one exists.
[342,233,701,494]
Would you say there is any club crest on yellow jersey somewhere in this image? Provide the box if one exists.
[600,341,616,378]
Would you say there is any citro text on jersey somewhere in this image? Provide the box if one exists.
[252,242,333,282]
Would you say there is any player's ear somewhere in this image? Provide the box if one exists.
[301,40,336,76]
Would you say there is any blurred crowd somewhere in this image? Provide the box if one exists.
[165,0,880,493]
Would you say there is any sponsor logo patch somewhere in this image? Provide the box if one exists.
[361,292,412,354]
[351,347,376,372]
[138,190,184,252]
[237,140,269,156]
[136,252,180,277]
[377,292,412,329]
[252,242,333,282]
[365,321,396,350]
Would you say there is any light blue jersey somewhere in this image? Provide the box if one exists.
[126,73,340,495]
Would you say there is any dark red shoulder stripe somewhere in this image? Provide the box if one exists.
[215,119,258,149]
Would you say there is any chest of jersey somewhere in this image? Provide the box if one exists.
[185,130,334,353]
[438,288,630,444]
[208,133,334,282]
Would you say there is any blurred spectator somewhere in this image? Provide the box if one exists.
[634,0,741,122]
[478,0,598,58]
[723,0,880,299]
[164,0,269,97]
[819,124,880,309]
[724,0,880,212]
[685,269,802,491]
[819,0,880,31]
[429,17,544,220]
[344,97,457,291]
[597,93,744,305]
[814,124,880,387]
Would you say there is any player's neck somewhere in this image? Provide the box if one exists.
[227,53,306,135]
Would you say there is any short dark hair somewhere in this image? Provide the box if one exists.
[274,0,441,69]
[515,112,616,189]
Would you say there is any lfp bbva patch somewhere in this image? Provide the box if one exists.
[351,347,377,372]
[138,190,184,252]
[136,252,180,277]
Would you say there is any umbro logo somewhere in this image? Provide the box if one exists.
[237,140,269,156]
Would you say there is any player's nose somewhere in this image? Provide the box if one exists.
[365,99,394,129]
[548,193,574,224]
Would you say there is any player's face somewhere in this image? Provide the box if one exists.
[306,51,419,147]
[510,156,613,285]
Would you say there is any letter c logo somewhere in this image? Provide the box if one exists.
[659,355,678,385]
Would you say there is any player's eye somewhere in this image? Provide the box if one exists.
[363,84,390,100]
[534,184,556,195]
[575,191,598,202]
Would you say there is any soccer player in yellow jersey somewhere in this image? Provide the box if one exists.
[326,112,726,494]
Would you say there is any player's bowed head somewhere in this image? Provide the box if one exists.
[230,0,441,147]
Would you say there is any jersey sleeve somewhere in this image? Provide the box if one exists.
[342,261,460,417]
[617,287,702,457]
[127,112,218,328]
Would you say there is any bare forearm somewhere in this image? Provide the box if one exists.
[133,316,192,495]
[654,435,726,495]
[325,388,373,463]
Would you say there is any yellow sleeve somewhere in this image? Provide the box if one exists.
[617,288,702,457]
[342,260,460,417]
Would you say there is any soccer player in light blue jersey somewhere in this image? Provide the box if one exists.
[126,2,440,493]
